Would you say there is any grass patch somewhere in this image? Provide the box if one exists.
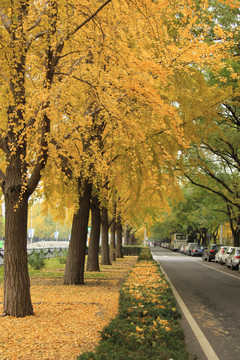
[0,255,134,284]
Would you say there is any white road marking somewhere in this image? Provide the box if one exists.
[153,257,220,360]
[198,261,240,280]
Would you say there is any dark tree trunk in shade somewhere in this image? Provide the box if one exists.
[116,217,123,258]
[87,195,101,271]
[110,217,116,262]
[3,193,33,317]
[101,206,111,265]
[64,179,92,285]
[129,233,135,245]
[124,227,131,245]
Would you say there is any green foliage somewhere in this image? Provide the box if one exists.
[77,249,190,360]
[137,247,153,261]
[122,246,142,256]
[28,250,47,270]
[150,184,229,242]
[57,249,68,264]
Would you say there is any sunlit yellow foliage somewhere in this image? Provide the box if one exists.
[0,0,238,226]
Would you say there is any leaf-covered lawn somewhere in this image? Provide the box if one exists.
[0,256,137,360]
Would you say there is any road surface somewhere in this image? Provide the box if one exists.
[151,246,240,360]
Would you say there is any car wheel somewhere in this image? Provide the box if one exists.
[231,262,236,270]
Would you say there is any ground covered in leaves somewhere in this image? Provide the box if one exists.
[0,256,137,360]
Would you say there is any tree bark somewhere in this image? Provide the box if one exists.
[116,217,123,258]
[64,179,92,284]
[101,206,111,265]
[87,195,101,271]
[124,226,132,245]
[3,193,33,317]
[129,233,135,245]
[110,217,116,262]
[124,227,129,245]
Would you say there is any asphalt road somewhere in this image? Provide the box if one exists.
[151,246,240,360]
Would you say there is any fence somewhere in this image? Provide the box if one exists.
[0,243,69,266]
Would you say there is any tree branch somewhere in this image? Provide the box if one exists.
[0,169,6,187]
[183,171,239,210]
[27,113,50,196]
[66,0,112,40]
[26,31,48,48]
[26,3,48,32]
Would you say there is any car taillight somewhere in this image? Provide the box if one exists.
[221,249,224,253]
[210,250,215,253]
[234,256,240,259]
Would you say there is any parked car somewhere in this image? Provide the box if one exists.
[220,246,235,265]
[226,247,240,270]
[190,244,204,256]
[215,246,228,263]
[185,243,198,256]
[202,244,222,262]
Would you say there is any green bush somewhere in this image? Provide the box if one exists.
[137,246,153,261]
[122,246,142,256]
[58,249,68,264]
[52,248,69,264]
[28,249,47,270]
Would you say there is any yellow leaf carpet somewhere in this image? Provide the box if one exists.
[0,257,137,360]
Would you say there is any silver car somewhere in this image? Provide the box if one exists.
[215,246,228,263]
[185,243,198,256]
[226,247,240,270]
[220,246,235,265]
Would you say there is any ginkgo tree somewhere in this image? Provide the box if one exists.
[0,0,113,317]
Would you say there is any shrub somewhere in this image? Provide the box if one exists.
[137,246,153,261]
[58,249,68,264]
[122,246,142,256]
[28,249,47,270]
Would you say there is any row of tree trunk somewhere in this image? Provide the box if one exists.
[63,179,137,285]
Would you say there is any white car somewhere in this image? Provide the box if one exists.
[220,246,235,265]
[226,247,240,270]
[215,246,228,263]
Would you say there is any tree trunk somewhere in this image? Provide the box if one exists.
[101,206,111,265]
[64,179,92,284]
[87,195,101,271]
[129,233,135,245]
[116,217,123,258]
[233,231,239,247]
[110,217,116,262]
[124,227,130,245]
[3,193,33,317]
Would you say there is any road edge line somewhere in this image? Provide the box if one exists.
[156,260,220,360]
